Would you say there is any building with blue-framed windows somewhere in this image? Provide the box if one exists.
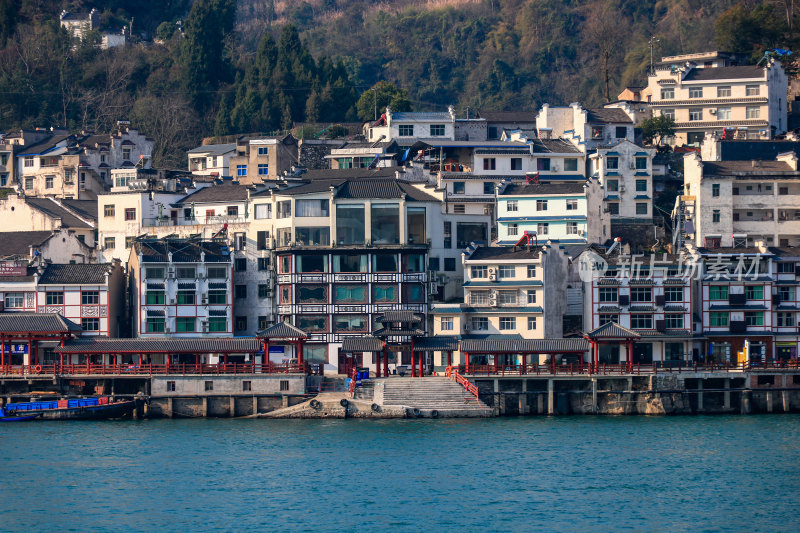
[496,180,608,245]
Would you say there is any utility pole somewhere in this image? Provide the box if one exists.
[649,36,660,75]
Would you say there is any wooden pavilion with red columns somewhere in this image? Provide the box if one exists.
[340,336,384,377]
[415,336,459,371]
[374,311,426,377]
[0,313,82,368]
[459,337,590,374]
[256,322,309,369]
[584,322,641,371]
[53,337,264,369]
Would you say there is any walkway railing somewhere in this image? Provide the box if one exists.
[457,360,800,376]
[445,366,479,398]
[0,362,308,377]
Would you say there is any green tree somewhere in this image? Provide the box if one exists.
[640,115,676,145]
[355,81,411,122]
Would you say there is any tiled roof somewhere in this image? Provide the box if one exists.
[683,65,764,81]
[391,111,452,121]
[585,108,633,124]
[134,239,231,263]
[476,111,539,123]
[16,134,71,156]
[0,231,54,257]
[55,337,261,354]
[376,311,423,324]
[256,321,308,339]
[460,337,589,353]
[177,182,251,203]
[702,161,795,175]
[415,336,459,351]
[468,246,542,261]
[338,179,440,202]
[585,321,640,339]
[0,313,81,333]
[716,141,800,162]
[341,336,384,352]
[373,327,426,337]
[634,329,693,338]
[187,143,236,155]
[61,199,98,221]
[38,263,111,285]
[500,182,586,196]
[25,198,92,229]
[529,139,582,154]
[297,168,398,180]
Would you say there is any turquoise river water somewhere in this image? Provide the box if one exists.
[2,415,800,532]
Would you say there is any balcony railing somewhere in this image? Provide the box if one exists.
[143,215,248,227]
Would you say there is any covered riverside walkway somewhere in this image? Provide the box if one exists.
[456,338,591,375]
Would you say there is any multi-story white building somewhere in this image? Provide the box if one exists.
[496,179,608,245]
[129,238,233,338]
[681,151,800,248]
[536,103,636,152]
[187,143,236,177]
[365,107,457,143]
[772,247,800,360]
[590,140,656,222]
[644,52,787,144]
[0,193,97,252]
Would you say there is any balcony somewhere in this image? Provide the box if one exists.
[143,215,248,227]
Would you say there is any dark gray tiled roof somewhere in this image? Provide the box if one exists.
[477,111,539,123]
[702,161,795,175]
[16,134,71,156]
[25,198,92,229]
[61,199,98,222]
[55,337,261,354]
[374,327,426,337]
[134,239,231,263]
[415,336,459,350]
[683,65,764,81]
[299,168,398,180]
[634,330,693,338]
[376,310,423,324]
[0,313,81,333]
[257,321,308,339]
[187,143,236,155]
[177,182,250,203]
[38,263,112,285]
[460,338,589,353]
[276,178,440,202]
[0,231,54,256]
[585,321,640,339]
[529,139,582,154]
[500,182,586,196]
[586,108,633,124]
[341,336,384,352]
[468,246,542,261]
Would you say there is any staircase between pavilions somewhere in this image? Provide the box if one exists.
[378,377,494,417]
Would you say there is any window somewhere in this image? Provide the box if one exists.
[499,317,516,330]
[537,223,548,235]
[471,317,488,330]
[564,158,578,172]
[45,175,54,189]
[176,317,196,332]
[746,106,760,119]
[507,223,518,236]
[712,183,720,197]
[615,127,627,138]
[373,254,398,272]
[146,317,165,333]
[636,203,648,215]
[717,86,731,97]
[336,205,364,245]
[453,182,465,194]
[527,316,537,330]
[777,312,794,327]
[506,200,518,212]
[258,316,269,330]
[258,164,269,175]
[177,267,196,279]
[104,205,115,217]
[605,157,618,170]
[566,200,578,211]
[145,290,165,305]
[746,85,760,96]
[444,257,456,271]
[498,290,517,305]
[440,317,454,331]
[453,204,465,214]
[471,266,488,278]
[235,316,248,331]
[716,107,731,120]
[81,318,99,331]
[4,293,23,308]
[689,108,703,121]
[257,257,269,271]
[296,199,329,217]
[536,200,548,211]
[566,222,579,234]
[334,285,366,303]
[176,291,195,305]
[598,314,618,325]
[630,287,652,302]
[709,285,729,301]
[665,314,684,329]
[81,291,99,305]
[242,381,252,392]
[631,314,653,329]
[483,158,496,170]
[372,285,397,302]
[430,124,445,136]
[207,267,227,279]
[498,265,515,278]
[124,208,136,221]
[398,125,414,137]
[276,201,292,219]
[712,210,720,223]
[257,146,269,156]
[537,158,551,171]
[122,148,132,160]
[204,381,213,391]
[146,267,165,279]
[470,291,489,305]
[599,287,618,302]
[334,315,368,332]
[660,88,674,99]
[510,158,522,171]
[745,286,764,300]
[636,180,647,192]
[607,180,618,192]
[236,165,246,177]
[255,204,271,219]
[608,203,619,215]
[407,254,424,273]
[235,285,247,299]
[0,173,6,186]
[104,237,115,249]
[745,311,764,326]
[709,311,729,327]
[166,381,176,392]
[333,254,367,273]
[664,286,683,302]
[662,109,675,119]
[23,156,34,167]
[688,87,703,98]
[484,182,495,195]
[527,290,537,304]
[258,284,269,299]
[635,157,647,170]
[527,265,536,278]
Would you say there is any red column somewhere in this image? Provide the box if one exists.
[297,339,305,369]
[465,351,470,374]
[1,336,5,367]
[28,337,33,367]
[264,339,270,372]
[521,353,527,375]
[447,351,452,367]
[411,350,416,377]
[493,353,499,374]
[383,347,389,377]
[375,349,382,378]
[418,350,424,378]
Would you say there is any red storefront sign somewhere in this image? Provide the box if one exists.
[0,264,27,276]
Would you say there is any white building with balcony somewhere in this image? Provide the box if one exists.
[365,107,457,144]
[536,103,635,152]
[187,143,236,177]
[589,140,656,223]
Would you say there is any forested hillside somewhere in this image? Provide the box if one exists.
[0,0,797,166]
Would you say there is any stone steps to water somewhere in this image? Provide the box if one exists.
[379,377,491,411]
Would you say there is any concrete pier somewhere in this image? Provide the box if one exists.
[547,379,554,415]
